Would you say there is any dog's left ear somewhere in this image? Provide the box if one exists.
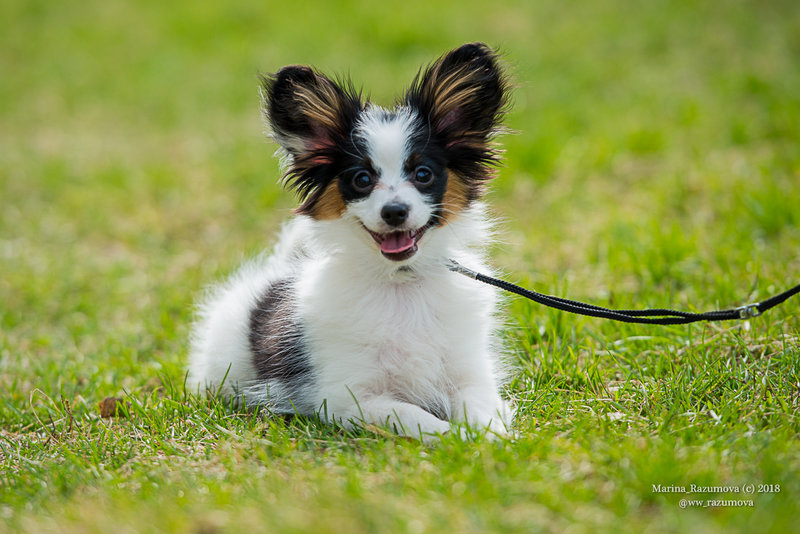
[260,66,362,216]
[261,66,362,161]
[405,42,509,145]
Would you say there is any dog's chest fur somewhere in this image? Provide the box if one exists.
[297,256,492,402]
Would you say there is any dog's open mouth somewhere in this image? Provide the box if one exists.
[366,224,431,262]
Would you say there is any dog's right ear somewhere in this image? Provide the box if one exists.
[404,43,508,146]
[260,66,362,163]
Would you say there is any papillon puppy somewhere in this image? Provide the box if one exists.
[188,42,512,440]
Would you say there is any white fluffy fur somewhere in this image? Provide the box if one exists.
[188,107,511,440]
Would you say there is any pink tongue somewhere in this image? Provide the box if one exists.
[380,231,415,254]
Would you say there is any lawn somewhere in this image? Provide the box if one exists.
[1,0,799,532]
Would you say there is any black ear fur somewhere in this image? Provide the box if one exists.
[403,43,510,191]
[405,42,509,142]
[260,66,363,214]
[261,66,363,157]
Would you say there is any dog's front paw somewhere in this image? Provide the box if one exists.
[443,420,512,442]
[451,394,513,435]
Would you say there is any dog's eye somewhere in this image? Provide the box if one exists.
[352,171,374,193]
[413,166,434,186]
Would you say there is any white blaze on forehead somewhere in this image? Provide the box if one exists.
[357,107,417,187]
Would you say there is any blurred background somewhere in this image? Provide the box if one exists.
[1,0,798,390]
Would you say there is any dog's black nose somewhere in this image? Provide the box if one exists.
[381,203,409,227]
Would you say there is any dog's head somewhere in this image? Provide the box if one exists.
[261,43,509,263]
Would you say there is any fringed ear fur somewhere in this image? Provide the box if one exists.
[261,66,362,157]
[404,42,510,194]
[260,66,362,214]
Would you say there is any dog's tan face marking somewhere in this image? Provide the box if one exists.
[306,180,346,220]
[440,171,470,223]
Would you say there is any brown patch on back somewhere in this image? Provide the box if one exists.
[304,180,345,220]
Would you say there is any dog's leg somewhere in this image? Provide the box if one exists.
[336,395,452,442]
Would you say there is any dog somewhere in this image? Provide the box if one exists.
[188,42,512,440]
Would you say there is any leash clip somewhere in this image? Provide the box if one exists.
[446,259,479,280]
[737,304,760,319]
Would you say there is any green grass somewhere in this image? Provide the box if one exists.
[2,0,799,532]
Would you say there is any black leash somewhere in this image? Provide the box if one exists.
[447,259,800,325]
